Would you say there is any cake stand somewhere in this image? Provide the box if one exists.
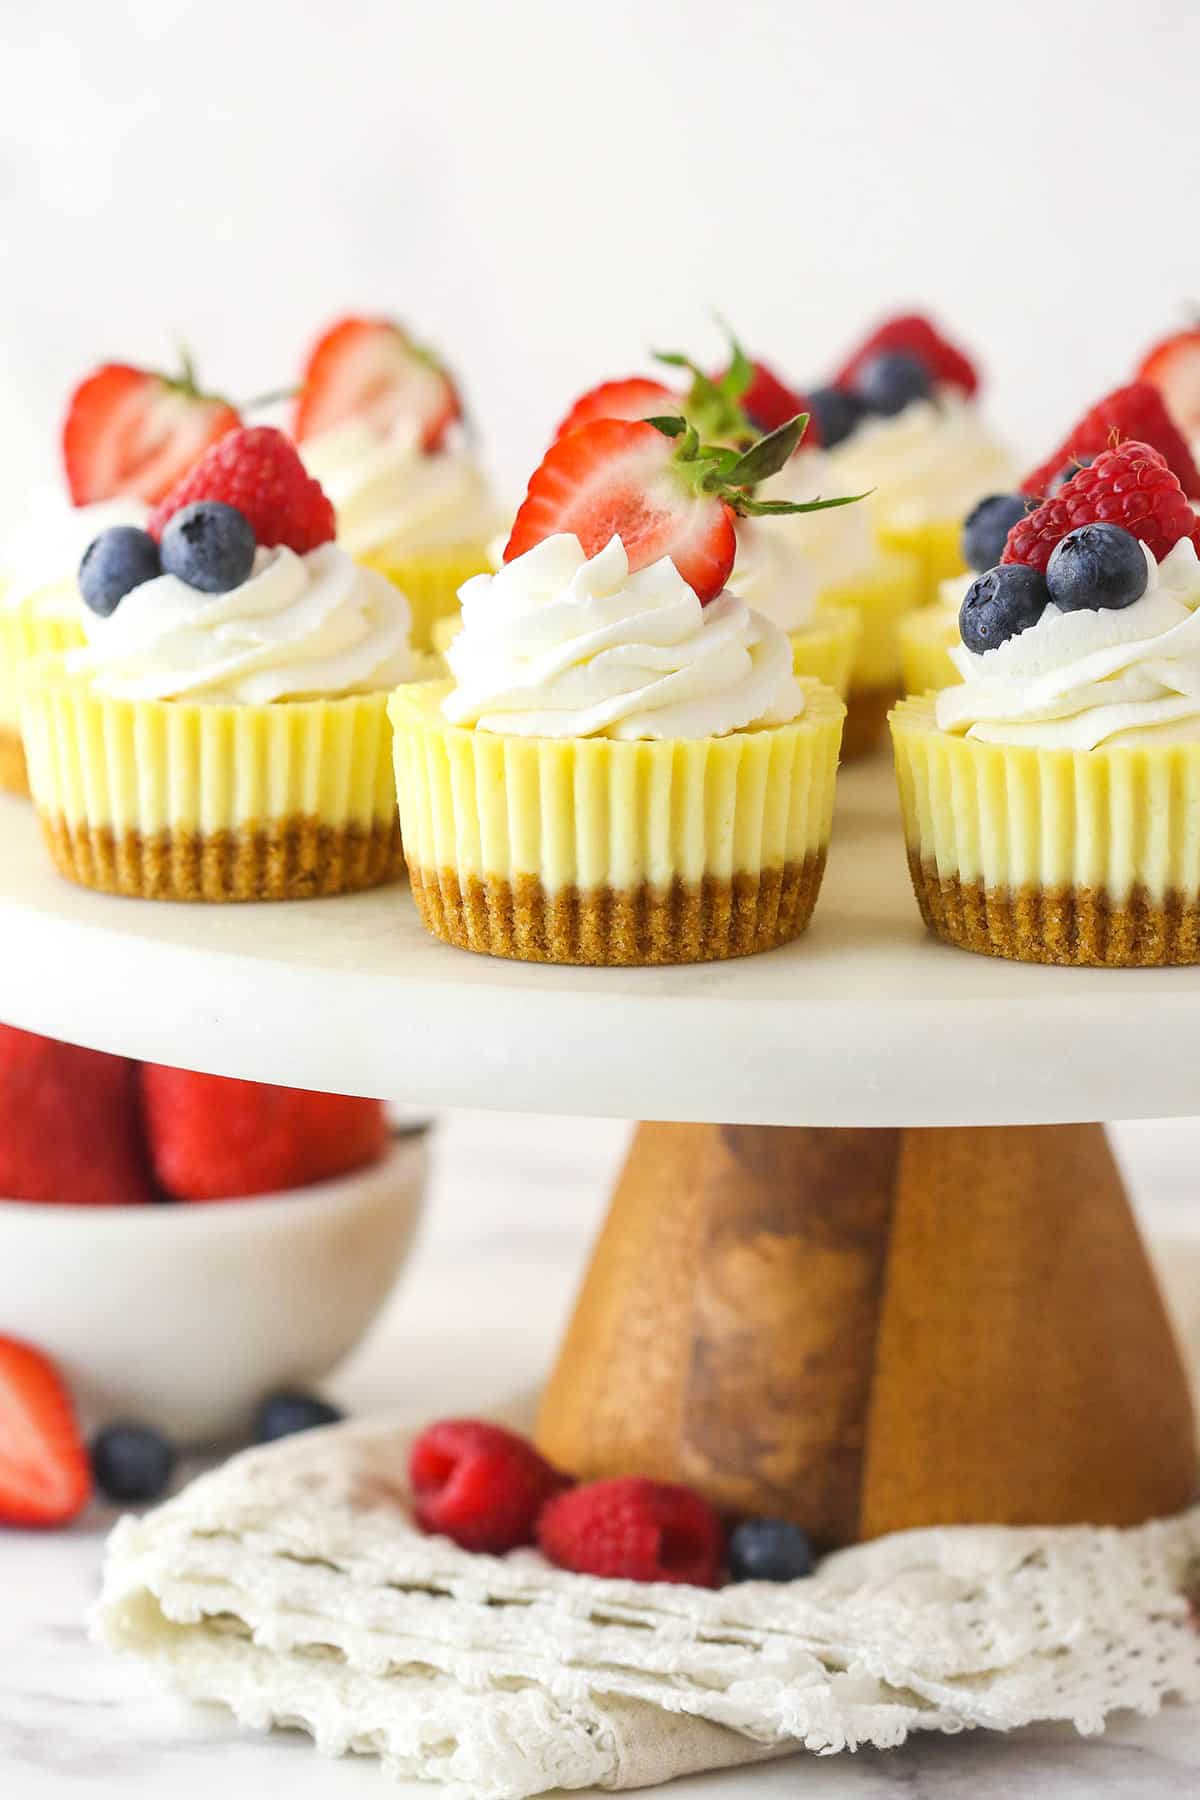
[0,756,1196,1543]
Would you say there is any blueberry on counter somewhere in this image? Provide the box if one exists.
[79,526,162,616]
[160,500,256,594]
[1046,523,1148,613]
[959,563,1050,653]
[807,384,864,450]
[962,493,1032,572]
[851,350,931,418]
[254,1391,344,1443]
[91,1423,176,1504]
[727,1517,815,1583]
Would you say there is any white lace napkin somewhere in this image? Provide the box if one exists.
[97,1410,1200,1800]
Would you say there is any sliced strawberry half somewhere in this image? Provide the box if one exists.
[1136,328,1200,441]
[504,414,859,603]
[294,316,460,451]
[553,377,681,442]
[1021,381,1200,501]
[0,1337,91,1528]
[62,363,241,506]
[834,312,978,396]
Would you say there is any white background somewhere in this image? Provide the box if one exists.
[1,0,1199,519]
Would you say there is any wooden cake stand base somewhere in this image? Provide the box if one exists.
[536,1122,1198,1545]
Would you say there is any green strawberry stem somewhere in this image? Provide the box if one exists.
[651,413,870,517]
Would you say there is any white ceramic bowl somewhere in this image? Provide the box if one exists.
[0,1135,427,1444]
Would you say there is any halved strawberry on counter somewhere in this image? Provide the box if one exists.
[62,360,240,505]
[0,1026,154,1206]
[1137,327,1200,444]
[505,413,859,604]
[139,1067,388,1201]
[293,316,461,451]
[0,1337,91,1528]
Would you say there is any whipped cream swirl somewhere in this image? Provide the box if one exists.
[1,489,149,617]
[443,534,804,740]
[70,542,416,704]
[938,537,1200,748]
[299,419,496,560]
[826,389,1014,528]
[729,449,876,630]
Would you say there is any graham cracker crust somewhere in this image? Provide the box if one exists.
[408,856,827,965]
[39,813,405,902]
[908,852,1200,967]
[842,687,897,760]
[0,726,29,797]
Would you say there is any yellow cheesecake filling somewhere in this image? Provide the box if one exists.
[892,693,1200,906]
[898,604,962,697]
[359,543,491,653]
[818,549,922,693]
[19,657,397,837]
[0,605,85,730]
[390,679,844,893]
[789,606,860,698]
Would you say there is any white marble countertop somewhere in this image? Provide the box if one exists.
[4,1110,1200,1798]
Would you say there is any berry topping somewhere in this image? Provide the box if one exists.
[160,501,256,595]
[0,1336,91,1527]
[735,359,810,438]
[959,564,1050,654]
[504,414,858,604]
[0,1026,153,1206]
[409,1420,567,1554]
[537,1477,724,1587]
[553,377,681,442]
[1021,382,1200,501]
[1003,441,1198,575]
[254,1392,344,1444]
[807,384,864,450]
[62,360,240,506]
[1049,455,1094,494]
[962,493,1033,572]
[90,1423,176,1504]
[294,316,460,452]
[148,427,335,557]
[834,311,979,397]
[1045,523,1149,614]
[727,1517,815,1583]
[138,1066,387,1201]
[851,350,931,418]
[78,526,162,616]
[1136,327,1200,441]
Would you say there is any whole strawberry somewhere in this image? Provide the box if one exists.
[409,1420,568,1554]
[1021,382,1200,501]
[1003,440,1199,575]
[538,1476,724,1587]
[0,1026,154,1206]
[147,426,335,555]
[139,1067,387,1201]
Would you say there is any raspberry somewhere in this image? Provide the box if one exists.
[147,426,335,555]
[1003,441,1199,575]
[409,1421,567,1554]
[1021,382,1200,500]
[537,1477,724,1587]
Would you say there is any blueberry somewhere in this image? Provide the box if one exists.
[851,350,931,418]
[78,526,161,616]
[806,384,864,450]
[253,1391,344,1444]
[1045,523,1148,614]
[160,501,256,595]
[90,1423,176,1504]
[960,563,1050,653]
[727,1518,815,1583]
[962,493,1032,572]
